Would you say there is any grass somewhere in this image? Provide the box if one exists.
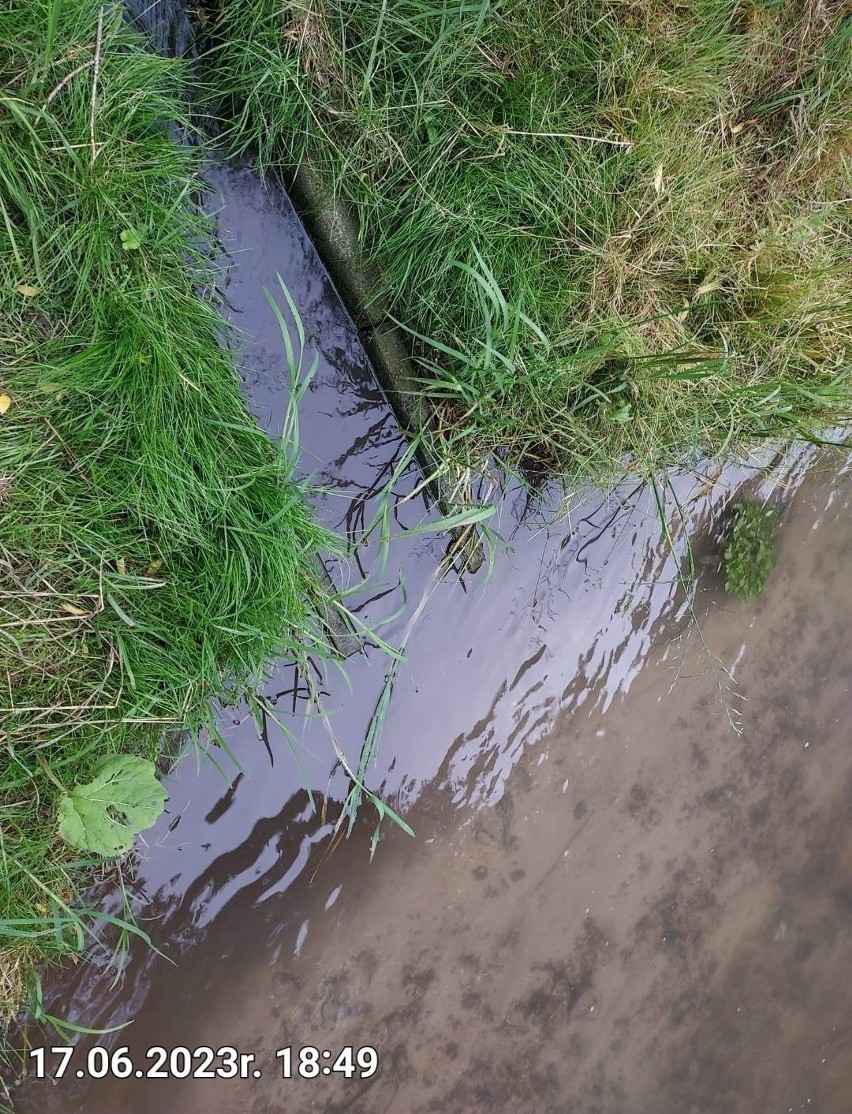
[208,0,852,483]
[1,0,848,1030]
[0,0,337,1019]
[722,497,778,599]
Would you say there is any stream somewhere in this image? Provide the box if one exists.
[7,11,852,1112]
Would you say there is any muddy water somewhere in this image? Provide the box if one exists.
[5,150,737,1031]
[15,455,850,1114]
[9,92,852,1114]
[13,425,852,1114]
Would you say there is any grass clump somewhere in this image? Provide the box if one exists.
[0,0,335,1017]
[722,498,778,599]
[209,0,852,482]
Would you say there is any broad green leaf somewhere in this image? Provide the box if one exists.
[57,755,167,857]
[120,228,143,251]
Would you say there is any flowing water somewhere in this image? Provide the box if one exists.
[8,29,852,1112]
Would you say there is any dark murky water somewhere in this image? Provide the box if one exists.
[8,69,852,1114]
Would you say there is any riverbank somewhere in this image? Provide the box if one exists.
[210,0,852,480]
[0,0,334,1018]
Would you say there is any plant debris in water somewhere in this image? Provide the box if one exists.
[722,498,778,600]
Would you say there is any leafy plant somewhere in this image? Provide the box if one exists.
[119,226,145,251]
[722,499,778,600]
[57,756,167,857]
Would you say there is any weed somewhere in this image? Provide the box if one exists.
[722,498,778,600]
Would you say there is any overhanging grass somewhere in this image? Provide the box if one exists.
[0,0,336,1017]
[209,0,852,481]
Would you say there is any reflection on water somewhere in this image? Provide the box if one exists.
[8,130,846,1114]
[12,436,850,1112]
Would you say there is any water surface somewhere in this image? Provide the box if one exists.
[10,144,849,1114]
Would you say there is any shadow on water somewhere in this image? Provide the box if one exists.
[7,3,848,1111]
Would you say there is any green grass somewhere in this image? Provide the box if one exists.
[208,0,852,483]
[722,497,778,599]
[0,0,336,1017]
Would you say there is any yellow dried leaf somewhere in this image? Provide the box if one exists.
[694,278,723,300]
[0,394,10,415]
[15,283,39,298]
[146,558,163,576]
[652,163,664,194]
[116,557,127,575]
[728,117,756,137]
[60,601,88,617]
